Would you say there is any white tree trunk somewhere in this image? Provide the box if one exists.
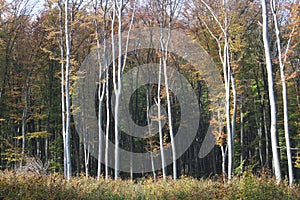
[111,0,121,180]
[162,34,177,180]
[200,0,233,180]
[112,0,135,180]
[240,103,244,168]
[157,57,166,179]
[93,0,106,181]
[105,66,110,179]
[262,0,281,183]
[65,0,72,180]
[223,0,234,180]
[271,0,293,186]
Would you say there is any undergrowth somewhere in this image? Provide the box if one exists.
[0,171,299,200]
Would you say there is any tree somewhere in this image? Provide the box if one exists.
[57,0,67,178]
[270,0,294,186]
[111,0,136,180]
[93,0,105,181]
[65,0,72,180]
[261,0,281,183]
[198,0,235,180]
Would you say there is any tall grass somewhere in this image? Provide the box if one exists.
[0,171,299,199]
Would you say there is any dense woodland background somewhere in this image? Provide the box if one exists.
[0,0,299,185]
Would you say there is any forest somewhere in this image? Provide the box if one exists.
[0,0,300,198]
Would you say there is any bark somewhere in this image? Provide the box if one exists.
[223,0,233,180]
[199,0,233,180]
[146,84,156,180]
[93,0,106,181]
[21,73,30,165]
[261,0,281,183]
[112,0,135,179]
[161,26,177,180]
[157,57,166,179]
[240,103,244,169]
[219,113,227,181]
[230,71,237,177]
[100,1,110,180]
[105,65,110,179]
[65,0,72,180]
[111,0,120,180]
[271,0,293,186]
[58,0,67,178]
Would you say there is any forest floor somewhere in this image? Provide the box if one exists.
[0,171,299,199]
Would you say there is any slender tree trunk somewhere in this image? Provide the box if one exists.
[161,28,177,180]
[111,0,121,180]
[199,0,233,179]
[105,65,110,179]
[65,0,72,180]
[21,75,30,165]
[147,85,156,180]
[271,0,293,186]
[93,0,106,181]
[230,72,237,173]
[58,0,67,177]
[261,0,281,183]
[83,130,89,177]
[255,101,264,167]
[112,0,135,179]
[240,103,244,168]
[99,1,110,181]
[263,95,270,168]
[157,56,166,179]
[218,108,227,181]
[223,1,233,180]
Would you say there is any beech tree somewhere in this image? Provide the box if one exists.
[197,0,235,180]
[64,0,72,180]
[261,0,281,183]
[270,0,294,186]
[0,0,299,183]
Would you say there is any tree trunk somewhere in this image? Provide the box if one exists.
[230,72,237,175]
[161,28,177,180]
[65,0,72,180]
[105,66,110,179]
[21,75,30,165]
[261,0,281,183]
[93,0,106,181]
[58,1,67,177]
[271,0,293,186]
[157,56,166,179]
